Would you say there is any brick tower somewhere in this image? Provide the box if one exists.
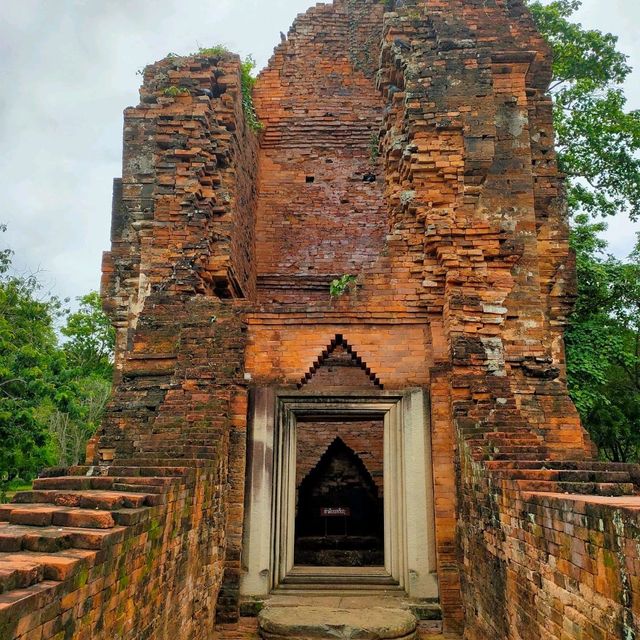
[1,2,638,640]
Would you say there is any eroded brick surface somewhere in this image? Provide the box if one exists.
[0,464,225,640]
[459,453,640,638]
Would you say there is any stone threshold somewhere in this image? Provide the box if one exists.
[216,616,458,640]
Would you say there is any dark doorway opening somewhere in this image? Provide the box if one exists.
[294,437,384,567]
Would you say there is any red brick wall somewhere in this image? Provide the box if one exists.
[246,324,431,389]
[457,443,640,639]
[102,53,258,372]
[96,51,258,625]
[254,0,387,290]
[0,463,226,640]
[375,2,595,632]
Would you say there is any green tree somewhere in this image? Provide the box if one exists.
[48,293,114,466]
[528,0,640,220]
[527,1,640,460]
[61,291,115,380]
[45,377,112,467]
[565,217,640,461]
[0,227,63,483]
[0,226,115,486]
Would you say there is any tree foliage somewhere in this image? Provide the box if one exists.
[62,292,115,379]
[528,0,640,221]
[0,249,63,484]
[565,218,640,461]
[0,227,114,490]
[528,1,640,460]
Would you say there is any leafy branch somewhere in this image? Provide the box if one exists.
[240,55,264,133]
[527,0,640,222]
[330,275,357,298]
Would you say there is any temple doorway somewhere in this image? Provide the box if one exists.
[240,388,439,599]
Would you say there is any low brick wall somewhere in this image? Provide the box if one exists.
[0,461,226,640]
[458,445,640,639]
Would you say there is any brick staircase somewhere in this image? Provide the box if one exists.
[463,426,548,462]
[486,459,640,497]
[461,419,640,497]
[132,427,225,460]
[0,462,202,635]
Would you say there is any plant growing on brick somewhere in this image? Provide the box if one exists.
[240,55,264,133]
[193,46,264,133]
[329,275,358,298]
[163,85,190,97]
[369,132,381,162]
[197,44,231,57]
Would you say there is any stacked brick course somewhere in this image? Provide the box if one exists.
[459,451,640,638]
[0,461,225,639]
[2,1,640,639]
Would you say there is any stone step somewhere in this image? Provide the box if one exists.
[0,504,117,529]
[486,460,545,470]
[493,469,633,483]
[134,430,217,438]
[12,489,158,509]
[109,459,210,470]
[490,451,546,461]
[32,476,93,491]
[488,445,547,454]
[461,425,538,434]
[486,460,640,477]
[467,434,543,443]
[273,582,405,594]
[516,480,636,496]
[32,475,177,493]
[137,438,219,446]
[42,463,201,477]
[0,554,44,594]
[134,446,219,457]
[281,574,398,586]
[547,461,640,476]
[268,587,408,598]
[468,436,544,448]
[466,427,543,436]
[258,606,417,640]
[137,443,220,452]
[0,549,95,594]
[137,435,220,444]
[0,523,126,553]
[105,465,192,477]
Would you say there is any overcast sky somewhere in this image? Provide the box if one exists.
[1,0,639,304]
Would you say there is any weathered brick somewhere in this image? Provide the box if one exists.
[3,2,639,640]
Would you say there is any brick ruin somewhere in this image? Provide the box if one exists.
[1,1,639,639]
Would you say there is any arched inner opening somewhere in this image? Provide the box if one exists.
[294,436,384,567]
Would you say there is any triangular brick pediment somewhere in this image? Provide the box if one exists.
[299,335,382,389]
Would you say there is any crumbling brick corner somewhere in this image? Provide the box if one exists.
[0,50,259,640]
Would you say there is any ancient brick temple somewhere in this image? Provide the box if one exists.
[1,1,639,639]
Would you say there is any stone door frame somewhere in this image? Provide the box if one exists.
[240,388,438,599]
